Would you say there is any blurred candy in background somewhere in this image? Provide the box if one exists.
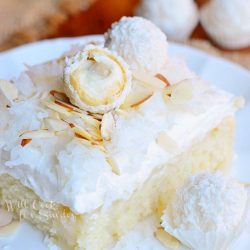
[135,0,199,42]
[0,0,249,68]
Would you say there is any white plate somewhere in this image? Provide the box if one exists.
[0,36,250,250]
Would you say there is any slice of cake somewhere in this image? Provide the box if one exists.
[0,17,243,250]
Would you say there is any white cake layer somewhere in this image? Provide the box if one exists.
[0,59,237,214]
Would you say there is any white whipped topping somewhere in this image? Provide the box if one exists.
[161,172,248,250]
[135,0,199,41]
[0,56,238,215]
[105,16,168,74]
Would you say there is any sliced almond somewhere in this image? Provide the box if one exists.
[73,125,95,142]
[121,80,153,109]
[44,118,68,132]
[162,87,173,103]
[155,228,180,249]
[54,100,75,111]
[21,138,32,147]
[101,112,115,141]
[89,113,103,121]
[50,99,101,128]
[49,90,70,102]
[42,100,72,116]
[156,132,179,153]
[71,111,101,128]
[133,71,166,91]
[0,209,13,227]
[106,156,120,175]
[0,80,18,102]
[76,137,106,152]
[170,80,193,104]
[20,129,55,139]
[130,94,152,108]
[114,108,135,120]
[155,73,170,86]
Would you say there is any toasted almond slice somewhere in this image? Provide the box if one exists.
[86,127,103,141]
[42,100,72,116]
[52,100,102,128]
[50,90,70,102]
[76,137,106,152]
[71,111,101,128]
[155,73,170,86]
[170,80,193,104]
[121,80,153,109]
[131,94,152,108]
[0,209,13,227]
[155,228,180,249]
[101,112,115,141]
[164,86,173,97]
[133,71,166,91]
[89,113,103,121]
[44,118,69,132]
[115,109,134,119]
[106,156,120,175]
[21,138,32,147]
[0,80,18,102]
[156,132,179,153]
[73,125,95,142]
[20,129,55,139]
[54,100,75,111]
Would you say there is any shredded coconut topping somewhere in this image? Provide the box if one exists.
[164,172,247,232]
[104,16,168,74]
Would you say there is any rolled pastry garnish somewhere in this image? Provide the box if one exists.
[64,45,132,114]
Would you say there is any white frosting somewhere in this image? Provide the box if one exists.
[201,0,250,49]
[104,16,168,74]
[161,172,248,249]
[0,63,237,214]
[135,0,199,41]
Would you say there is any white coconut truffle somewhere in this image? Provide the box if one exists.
[161,172,248,250]
[135,0,199,42]
[201,0,250,49]
[104,16,168,74]
[64,45,132,114]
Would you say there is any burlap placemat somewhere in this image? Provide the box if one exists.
[187,39,250,71]
[0,0,96,51]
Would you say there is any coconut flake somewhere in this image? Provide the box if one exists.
[0,80,18,103]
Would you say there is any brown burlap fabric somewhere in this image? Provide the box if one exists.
[188,39,250,71]
[0,0,96,51]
